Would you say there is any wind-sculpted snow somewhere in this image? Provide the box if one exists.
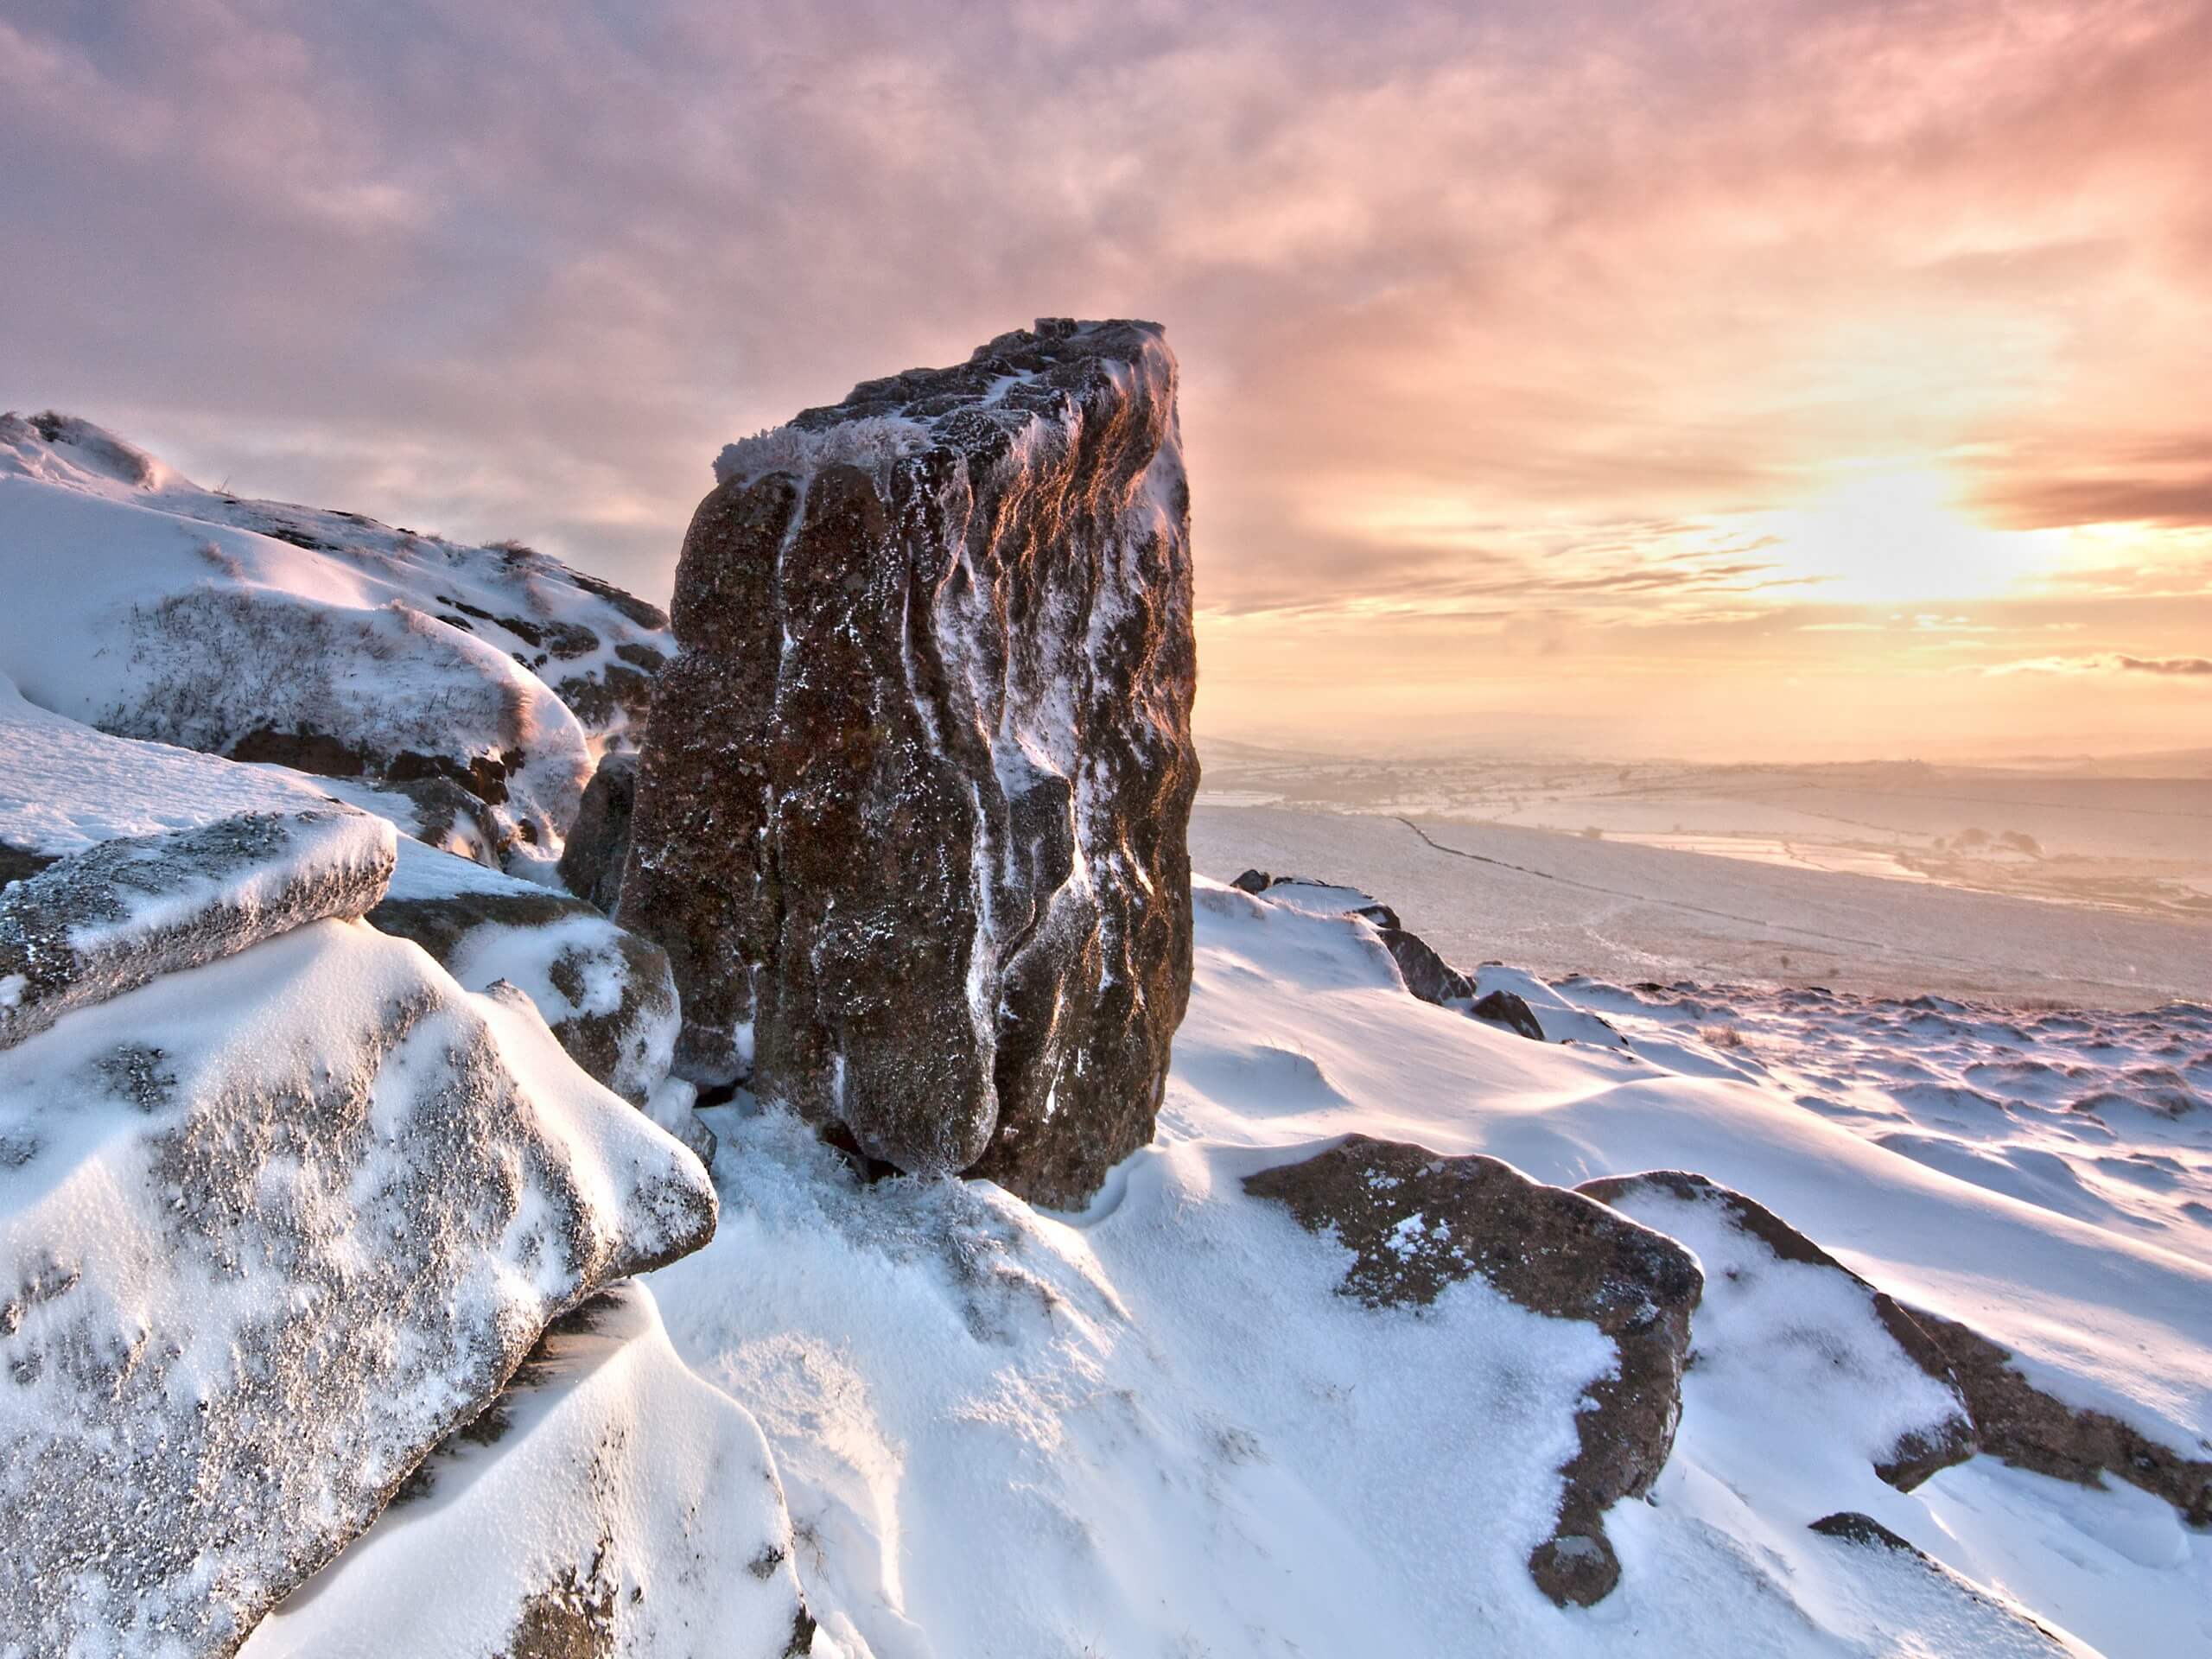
[0,808,395,1051]
[238,1282,810,1659]
[622,318,1198,1205]
[1246,1136,1703,1605]
[1578,1170,1976,1490]
[0,412,675,854]
[0,920,716,1658]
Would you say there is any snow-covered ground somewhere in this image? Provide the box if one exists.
[648,878,2211,1658]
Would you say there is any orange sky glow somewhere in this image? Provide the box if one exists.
[4,0,2207,760]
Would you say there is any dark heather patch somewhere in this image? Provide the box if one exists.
[784,1605,818,1657]
[620,319,1197,1208]
[1247,1135,1702,1607]
[91,1044,180,1113]
[497,1559,620,1659]
[1576,1169,1977,1491]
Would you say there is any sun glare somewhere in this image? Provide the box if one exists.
[1761,462,2065,604]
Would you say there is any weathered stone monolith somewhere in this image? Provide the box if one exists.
[618,319,1198,1206]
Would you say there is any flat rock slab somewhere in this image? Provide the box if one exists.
[1578,1169,1976,1490]
[1245,1135,1702,1606]
[0,918,716,1657]
[0,808,395,1052]
[620,318,1198,1206]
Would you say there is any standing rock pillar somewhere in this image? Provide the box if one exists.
[618,319,1198,1206]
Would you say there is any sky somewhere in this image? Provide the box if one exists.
[3,0,2208,762]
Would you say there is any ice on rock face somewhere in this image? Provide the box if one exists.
[0,807,396,1052]
[620,318,1198,1206]
[0,914,716,1657]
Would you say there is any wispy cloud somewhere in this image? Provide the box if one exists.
[1986,652,2212,677]
[3,0,2208,751]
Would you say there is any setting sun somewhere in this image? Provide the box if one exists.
[1759,464,2067,605]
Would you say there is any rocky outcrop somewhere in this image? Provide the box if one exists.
[0,414,679,850]
[0,907,717,1657]
[618,319,1198,1207]
[1578,1170,1976,1491]
[1245,1135,1702,1605]
[238,1283,810,1659]
[369,842,680,1111]
[1904,1304,2212,1525]
[0,809,396,1052]
[1470,988,1546,1041]
[1354,899,1473,1004]
[1229,872,1475,1005]
[559,751,639,913]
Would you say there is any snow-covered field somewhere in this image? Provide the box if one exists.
[1192,801,2212,1008]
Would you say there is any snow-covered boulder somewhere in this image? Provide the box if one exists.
[0,808,395,1052]
[238,1281,811,1659]
[0,412,674,851]
[1231,871,1478,1006]
[0,677,696,1148]
[619,318,1198,1205]
[1243,1135,1703,1605]
[1578,1169,1976,1490]
[0,912,716,1657]
[557,750,639,913]
[366,843,679,1112]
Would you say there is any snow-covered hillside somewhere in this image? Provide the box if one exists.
[2,411,2204,1656]
[0,413,672,853]
[649,877,2209,1658]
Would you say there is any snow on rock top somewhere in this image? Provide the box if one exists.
[0,677,690,1137]
[238,1281,813,1659]
[0,808,394,1051]
[0,411,677,852]
[622,317,1198,1206]
[0,907,716,1657]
